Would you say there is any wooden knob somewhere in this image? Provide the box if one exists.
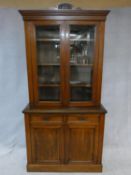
[79,117,86,121]
[43,116,49,121]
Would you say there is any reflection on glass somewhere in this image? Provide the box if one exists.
[39,87,60,101]
[38,66,60,85]
[70,67,92,84]
[36,26,60,101]
[71,87,92,101]
[69,25,95,101]
[37,42,60,65]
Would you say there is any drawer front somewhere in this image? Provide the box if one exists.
[30,114,63,123]
[67,114,99,124]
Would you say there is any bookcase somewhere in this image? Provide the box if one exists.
[20,5,109,172]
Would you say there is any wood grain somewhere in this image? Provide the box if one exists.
[21,9,109,172]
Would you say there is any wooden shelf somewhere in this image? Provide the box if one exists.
[37,38,94,42]
[38,64,93,66]
[38,64,60,66]
[70,64,93,67]
[39,84,60,87]
[39,83,91,87]
[70,83,92,87]
[37,38,60,42]
[70,39,94,42]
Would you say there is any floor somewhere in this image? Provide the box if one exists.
[0,146,131,175]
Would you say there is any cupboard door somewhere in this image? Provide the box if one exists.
[66,22,100,107]
[30,115,64,164]
[36,25,61,102]
[30,22,65,107]
[66,114,99,164]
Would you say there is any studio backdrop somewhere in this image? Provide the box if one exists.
[0,8,131,155]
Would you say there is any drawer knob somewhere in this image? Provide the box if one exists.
[79,117,86,121]
[43,116,49,121]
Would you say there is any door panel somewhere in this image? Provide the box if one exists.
[30,21,65,107]
[36,26,61,101]
[65,21,99,107]
[69,25,95,102]
[66,114,99,164]
[31,126,63,163]
[30,21,100,107]
[67,127,95,162]
[30,114,64,164]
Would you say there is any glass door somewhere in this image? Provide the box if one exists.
[33,24,63,106]
[31,22,98,107]
[68,24,97,105]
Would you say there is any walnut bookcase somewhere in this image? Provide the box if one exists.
[20,6,109,172]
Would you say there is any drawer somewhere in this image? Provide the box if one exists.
[30,114,63,123]
[67,114,99,123]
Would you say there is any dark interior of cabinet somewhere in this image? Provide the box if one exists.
[35,25,95,102]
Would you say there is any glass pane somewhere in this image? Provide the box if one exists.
[69,25,95,101]
[71,87,92,101]
[36,26,60,101]
[39,87,60,101]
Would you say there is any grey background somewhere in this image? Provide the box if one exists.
[0,8,131,174]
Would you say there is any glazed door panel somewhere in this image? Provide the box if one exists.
[65,21,100,107]
[30,21,65,107]
[29,21,102,107]
[36,25,61,101]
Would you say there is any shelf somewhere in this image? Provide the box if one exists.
[38,63,93,66]
[70,82,92,87]
[37,38,60,42]
[38,64,60,66]
[70,39,94,42]
[39,83,60,87]
[37,38,94,42]
[39,83,91,87]
[70,64,93,67]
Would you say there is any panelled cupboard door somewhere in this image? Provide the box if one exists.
[30,115,64,164]
[65,114,99,164]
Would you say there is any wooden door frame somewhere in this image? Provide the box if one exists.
[29,21,67,107]
[25,20,105,108]
[64,21,104,107]
[65,122,99,164]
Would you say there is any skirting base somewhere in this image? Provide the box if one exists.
[27,163,103,172]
